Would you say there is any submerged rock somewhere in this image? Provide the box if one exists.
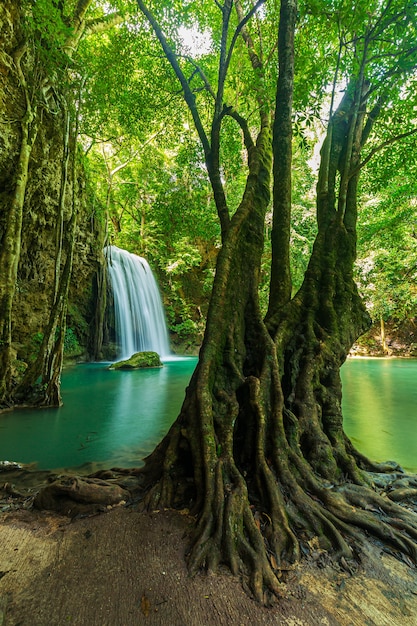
[109,351,163,370]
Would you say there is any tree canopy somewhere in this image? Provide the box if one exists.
[73,0,417,334]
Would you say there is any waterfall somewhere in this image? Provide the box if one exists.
[105,245,171,359]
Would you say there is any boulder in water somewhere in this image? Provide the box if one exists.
[109,351,163,370]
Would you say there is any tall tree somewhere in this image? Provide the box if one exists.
[0,0,88,403]
[135,0,417,602]
[0,0,122,405]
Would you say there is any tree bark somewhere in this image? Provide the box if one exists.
[380,316,389,354]
[88,259,107,360]
[137,1,417,604]
[141,120,278,601]
[0,44,37,405]
[15,101,81,407]
[266,0,297,316]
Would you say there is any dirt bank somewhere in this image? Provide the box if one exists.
[1,495,417,625]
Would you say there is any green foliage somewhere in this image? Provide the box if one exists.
[31,331,44,347]
[356,197,417,324]
[80,23,177,139]
[357,184,417,324]
[22,0,72,73]
[170,318,198,339]
[73,0,417,344]
[12,359,27,376]
[19,331,43,364]
[165,239,202,275]
[63,327,82,356]
[25,327,81,359]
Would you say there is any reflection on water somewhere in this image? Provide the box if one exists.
[342,358,417,473]
[0,357,197,471]
[1,357,417,473]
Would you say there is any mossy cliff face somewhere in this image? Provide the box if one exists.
[0,0,104,366]
[0,2,21,227]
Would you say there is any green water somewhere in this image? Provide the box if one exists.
[0,357,197,471]
[342,358,417,473]
[1,357,416,472]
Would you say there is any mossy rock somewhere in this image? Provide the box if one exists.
[109,351,163,370]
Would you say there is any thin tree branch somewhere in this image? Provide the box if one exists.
[224,0,266,87]
[184,57,216,100]
[64,0,94,55]
[319,30,343,199]
[337,41,369,219]
[234,0,268,125]
[368,45,417,96]
[221,106,255,151]
[360,96,386,147]
[109,128,164,176]
[73,0,93,26]
[137,0,231,239]
[85,13,124,36]
[216,0,233,118]
[136,0,210,157]
[366,0,394,40]
[351,128,417,177]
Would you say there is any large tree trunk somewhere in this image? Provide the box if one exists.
[138,32,417,605]
[140,217,376,602]
[140,166,417,607]
[141,119,283,598]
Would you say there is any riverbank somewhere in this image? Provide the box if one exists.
[351,320,417,357]
[1,468,417,625]
[1,498,417,625]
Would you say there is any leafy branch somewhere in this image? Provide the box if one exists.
[352,127,417,177]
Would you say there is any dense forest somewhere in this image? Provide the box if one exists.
[1,0,417,603]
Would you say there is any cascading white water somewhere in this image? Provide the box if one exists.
[105,245,171,360]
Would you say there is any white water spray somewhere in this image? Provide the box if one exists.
[105,245,171,360]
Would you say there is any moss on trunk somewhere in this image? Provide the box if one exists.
[139,201,417,603]
[136,7,417,602]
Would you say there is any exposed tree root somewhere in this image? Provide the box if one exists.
[185,459,284,603]
[136,360,417,606]
[26,423,417,606]
[132,313,417,604]
[33,475,130,517]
